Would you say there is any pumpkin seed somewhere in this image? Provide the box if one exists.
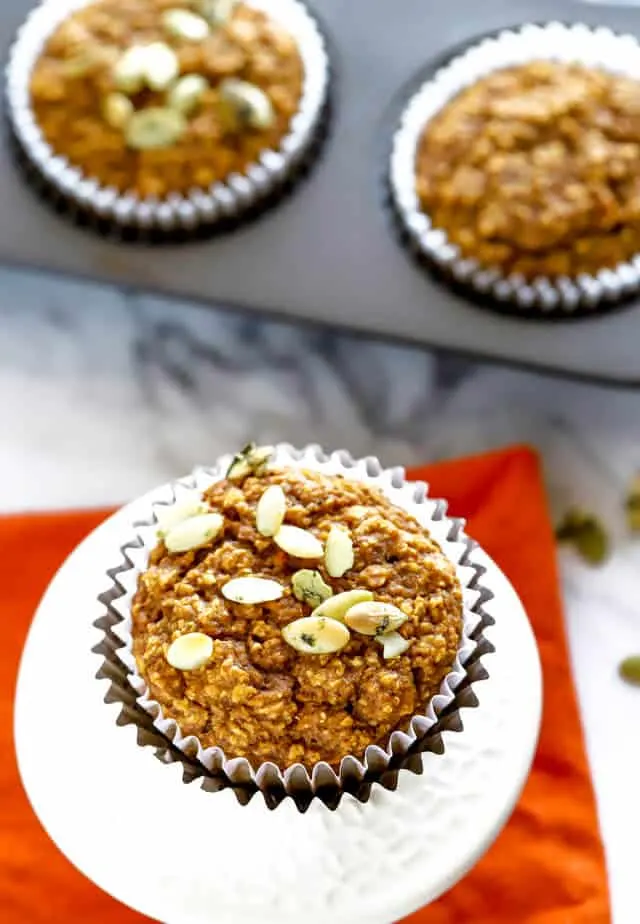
[378,631,411,660]
[226,443,274,480]
[64,45,119,77]
[144,42,180,91]
[162,8,210,41]
[221,575,284,604]
[274,525,323,559]
[292,570,333,608]
[311,588,374,623]
[344,601,408,636]
[166,632,213,670]
[555,508,609,566]
[167,73,208,114]
[198,0,237,27]
[113,45,149,94]
[256,484,286,537]
[155,490,210,536]
[63,54,96,78]
[102,92,134,130]
[625,474,640,532]
[164,512,223,552]
[282,615,350,655]
[218,78,275,131]
[126,107,186,150]
[324,524,354,578]
[619,654,640,686]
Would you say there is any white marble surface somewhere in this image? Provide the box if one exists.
[2,264,639,923]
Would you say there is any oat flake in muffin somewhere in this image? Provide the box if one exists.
[131,459,463,770]
[29,0,304,198]
[416,61,640,279]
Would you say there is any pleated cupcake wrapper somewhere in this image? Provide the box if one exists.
[5,0,330,240]
[94,444,495,811]
[389,21,640,319]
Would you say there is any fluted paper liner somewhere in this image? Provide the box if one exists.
[5,0,330,239]
[94,445,495,811]
[389,22,640,318]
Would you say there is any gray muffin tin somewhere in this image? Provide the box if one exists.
[2,0,640,386]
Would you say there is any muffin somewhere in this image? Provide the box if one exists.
[390,23,640,314]
[7,0,329,235]
[101,445,491,809]
[417,61,640,280]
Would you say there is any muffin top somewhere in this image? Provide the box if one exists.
[30,0,303,197]
[416,61,640,279]
[131,450,463,769]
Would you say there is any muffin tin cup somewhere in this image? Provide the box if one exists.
[389,21,640,318]
[5,0,330,241]
[93,443,495,812]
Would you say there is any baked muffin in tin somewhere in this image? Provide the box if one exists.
[7,0,329,236]
[390,23,640,315]
[417,61,640,280]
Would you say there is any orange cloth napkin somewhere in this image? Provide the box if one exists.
[1,446,610,923]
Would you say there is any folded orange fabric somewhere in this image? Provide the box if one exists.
[1,446,609,923]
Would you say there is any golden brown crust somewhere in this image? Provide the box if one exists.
[416,61,640,279]
[30,0,303,197]
[131,468,463,769]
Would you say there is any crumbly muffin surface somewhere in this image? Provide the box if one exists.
[132,467,463,769]
[416,61,640,278]
[30,0,303,197]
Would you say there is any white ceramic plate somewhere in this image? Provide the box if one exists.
[14,479,542,924]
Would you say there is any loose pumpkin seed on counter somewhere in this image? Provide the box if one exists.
[292,570,333,608]
[555,508,609,565]
[625,474,640,532]
[282,615,350,655]
[344,601,408,636]
[166,632,213,670]
[132,462,463,769]
[325,524,354,577]
[164,511,223,552]
[618,654,640,686]
[256,484,286,537]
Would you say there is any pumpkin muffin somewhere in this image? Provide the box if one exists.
[130,445,464,771]
[8,0,329,232]
[415,60,640,280]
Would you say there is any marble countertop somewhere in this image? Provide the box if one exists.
[2,263,639,922]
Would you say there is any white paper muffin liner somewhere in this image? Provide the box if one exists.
[94,444,495,811]
[389,21,640,318]
[5,0,330,239]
